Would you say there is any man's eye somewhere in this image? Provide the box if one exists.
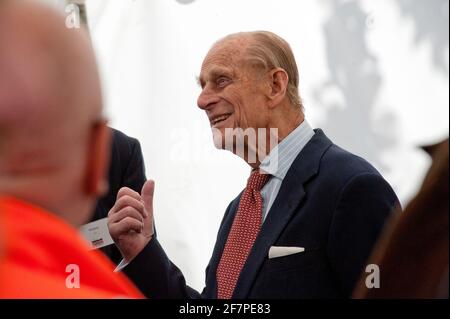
[216,77,230,87]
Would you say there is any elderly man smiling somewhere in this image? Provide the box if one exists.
[107,31,400,299]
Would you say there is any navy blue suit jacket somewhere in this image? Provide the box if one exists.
[124,129,399,298]
[92,128,147,264]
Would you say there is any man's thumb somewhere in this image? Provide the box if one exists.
[141,180,155,217]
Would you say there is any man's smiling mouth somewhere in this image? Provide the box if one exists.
[210,113,232,126]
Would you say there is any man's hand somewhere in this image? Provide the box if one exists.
[108,180,155,262]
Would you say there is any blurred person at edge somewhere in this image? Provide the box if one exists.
[0,0,143,298]
[353,139,449,299]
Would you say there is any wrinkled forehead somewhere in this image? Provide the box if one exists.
[199,37,252,80]
[204,41,241,64]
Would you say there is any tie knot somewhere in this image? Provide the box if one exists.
[247,169,270,192]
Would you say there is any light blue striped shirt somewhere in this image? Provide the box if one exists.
[259,120,315,222]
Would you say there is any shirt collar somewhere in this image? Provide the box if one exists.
[259,120,315,180]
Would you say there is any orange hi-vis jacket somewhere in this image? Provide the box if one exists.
[0,197,144,298]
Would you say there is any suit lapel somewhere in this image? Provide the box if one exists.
[232,129,333,298]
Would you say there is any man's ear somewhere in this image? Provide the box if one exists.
[84,122,111,197]
[266,68,289,108]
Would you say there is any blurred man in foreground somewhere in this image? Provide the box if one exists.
[0,0,142,298]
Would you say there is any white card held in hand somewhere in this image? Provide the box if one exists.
[268,246,305,259]
[79,218,114,249]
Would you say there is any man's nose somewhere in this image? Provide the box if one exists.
[197,86,220,110]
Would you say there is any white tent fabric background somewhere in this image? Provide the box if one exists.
[41,0,449,291]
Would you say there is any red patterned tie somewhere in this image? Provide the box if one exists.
[216,169,270,299]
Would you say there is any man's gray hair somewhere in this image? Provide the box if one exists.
[224,31,303,110]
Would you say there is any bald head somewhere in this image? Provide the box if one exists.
[0,0,110,226]
[0,0,101,161]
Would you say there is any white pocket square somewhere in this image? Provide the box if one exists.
[268,246,305,259]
